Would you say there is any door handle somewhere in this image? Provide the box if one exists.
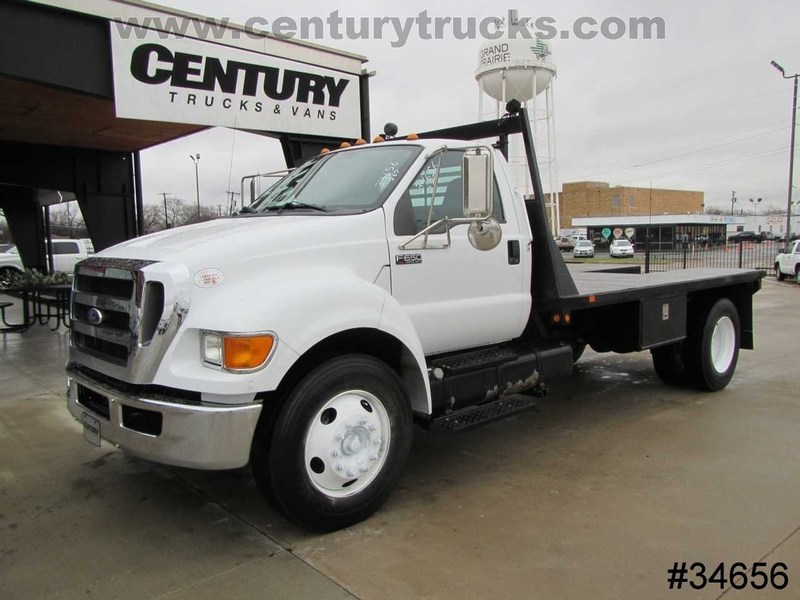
[507,240,520,265]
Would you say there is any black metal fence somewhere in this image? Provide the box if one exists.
[645,241,782,274]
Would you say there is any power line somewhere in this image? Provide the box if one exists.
[561,123,789,181]
[615,145,789,185]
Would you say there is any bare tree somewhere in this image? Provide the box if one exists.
[50,202,86,238]
[142,204,165,234]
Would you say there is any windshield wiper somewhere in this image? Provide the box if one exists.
[265,201,328,213]
[237,205,256,214]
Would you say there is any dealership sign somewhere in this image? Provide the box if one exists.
[110,26,361,138]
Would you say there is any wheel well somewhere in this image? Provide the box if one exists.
[261,328,428,417]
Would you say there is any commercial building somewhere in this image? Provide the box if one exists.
[557,181,704,232]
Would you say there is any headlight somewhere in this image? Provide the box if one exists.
[201,331,276,371]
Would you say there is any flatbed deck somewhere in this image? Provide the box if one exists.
[552,267,763,310]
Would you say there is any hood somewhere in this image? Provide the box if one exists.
[99,212,389,276]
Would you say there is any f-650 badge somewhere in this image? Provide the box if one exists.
[395,254,422,265]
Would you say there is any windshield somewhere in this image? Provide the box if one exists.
[615,240,632,246]
[577,240,593,247]
[246,145,422,214]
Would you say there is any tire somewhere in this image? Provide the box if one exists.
[0,267,19,287]
[775,263,785,281]
[685,298,740,392]
[651,342,690,386]
[251,355,412,531]
[796,266,800,285]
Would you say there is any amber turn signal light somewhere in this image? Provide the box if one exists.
[223,335,275,370]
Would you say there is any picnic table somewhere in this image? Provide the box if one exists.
[0,283,72,332]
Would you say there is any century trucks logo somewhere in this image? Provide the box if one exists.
[110,26,360,138]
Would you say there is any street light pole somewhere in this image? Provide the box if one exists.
[730,190,737,215]
[748,197,762,231]
[190,153,201,220]
[772,60,798,246]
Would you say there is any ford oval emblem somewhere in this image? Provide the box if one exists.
[86,307,104,326]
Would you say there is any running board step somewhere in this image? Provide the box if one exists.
[428,347,519,376]
[432,393,541,432]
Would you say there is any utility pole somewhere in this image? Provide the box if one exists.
[730,191,737,215]
[190,153,201,220]
[771,60,798,246]
[226,190,241,215]
[159,192,171,228]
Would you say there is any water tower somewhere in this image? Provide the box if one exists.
[476,30,560,235]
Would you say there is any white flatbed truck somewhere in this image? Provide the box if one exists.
[66,104,762,530]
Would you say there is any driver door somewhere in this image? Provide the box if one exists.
[386,149,528,356]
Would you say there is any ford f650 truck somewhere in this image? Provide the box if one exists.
[66,105,762,531]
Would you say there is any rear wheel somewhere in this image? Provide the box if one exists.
[775,263,785,281]
[251,355,412,531]
[685,298,740,392]
[651,342,689,386]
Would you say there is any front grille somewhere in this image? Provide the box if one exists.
[71,259,161,367]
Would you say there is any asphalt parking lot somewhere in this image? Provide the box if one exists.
[1,277,798,599]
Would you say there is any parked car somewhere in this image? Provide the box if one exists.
[572,239,595,258]
[610,238,635,258]
[49,238,94,273]
[0,239,93,286]
[727,231,764,244]
[775,240,800,282]
[0,247,24,286]
[555,236,575,252]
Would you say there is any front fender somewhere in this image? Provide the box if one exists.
[154,270,431,414]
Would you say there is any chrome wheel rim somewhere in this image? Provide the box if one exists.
[304,390,391,498]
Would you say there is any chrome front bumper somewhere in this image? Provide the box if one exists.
[66,368,262,470]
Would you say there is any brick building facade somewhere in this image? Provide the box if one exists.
[556,181,704,231]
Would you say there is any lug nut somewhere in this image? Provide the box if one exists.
[369,452,378,461]
[331,449,340,457]
[359,465,368,473]
[346,468,355,477]
[335,462,343,472]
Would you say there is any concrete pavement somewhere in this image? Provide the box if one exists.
[1,277,798,599]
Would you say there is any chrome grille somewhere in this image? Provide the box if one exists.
[71,259,157,367]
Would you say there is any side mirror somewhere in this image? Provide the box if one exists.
[462,147,493,219]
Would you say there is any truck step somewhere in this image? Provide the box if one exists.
[432,393,539,432]
[428,347,519,376]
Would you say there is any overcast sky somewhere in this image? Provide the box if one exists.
[139,0,800,214]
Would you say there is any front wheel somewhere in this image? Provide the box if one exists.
[251,355,412,531]
[686,298,740,392]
